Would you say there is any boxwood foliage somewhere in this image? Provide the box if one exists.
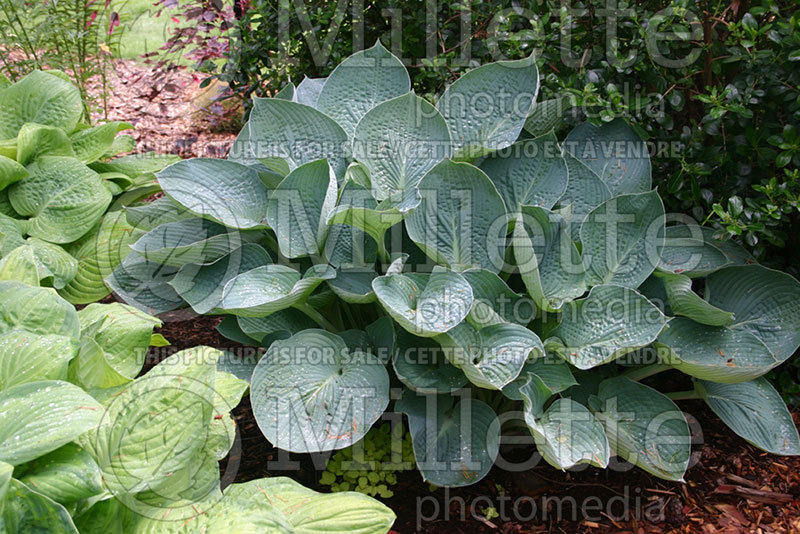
[117,42,800,486]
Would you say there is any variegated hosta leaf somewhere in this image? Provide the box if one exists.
[294,76,326,108]
[592,376,690,481]
[353,92,450,202]
[556,152,612,242]
[436,54,539,160]
[220,264,335,317]
[502,355,577,417]
[657,225,754,277]
[436,322,543,390]
[2,478,79,533]
[657,272,733,326]
[396,392,500,487]
[9,156,112,244]
[513,206,586,311]
[0,70,83,139]
[461,269,535,327]
[266,159,338,258]
[391,328,467,393]
[523,95,573,137]
[372,270,473,337]
[316,40,411,139]
[0,380,103,465]
[169,243,272,314]
[405,159,507,272]
[580,191,665,288]
[17,443,102,505]
[157,158,270,229]
[130,217,243,267]
[549,285,667,369]
[696,378,800,456]
[0,331,75,390]
[657,317,778,383]
[247,97,348,179]
[105,252,183,315]
[0,154,28,190]
[69,122,134,164]
[0,281,80,338]
[479,133,568,216]
[16,123,74,165]
[250,330,390,453]
[564,118,651,195]
[705,265,800,361]
[225,476,396,534]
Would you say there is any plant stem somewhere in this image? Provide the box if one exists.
[295,303,337,332]
[666,390,701,401]
[623,363,671,381]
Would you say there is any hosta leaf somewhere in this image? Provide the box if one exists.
[353,92,450,202]
[267,159,338,258]
[157,158,270,229]
[9,156,111,244]
[220,264,335,317]
[23,237,79,289]
[17,443,102,504]
[396,392,500,487]
[523,95,573,137]
[657,272,733,326]
[657,317,778,383]
[70,122,134,164]
[130,217,243,267]
[16,123,74,166]
[124,195,193,232]
[556,152,612,241]
[327,267,378,304]
[90,153,181,178]
[0,380,102,465]
[102,134,136,159]
[406,160,507,272]
[0,70,83,139]
[530,398,609,471]
[392,328,467,393]
[295,76,326,108]
[250,329,390,453]
[513,206,586,311]
[324,222,377,268]
[237,308,316,344]
[436,322,543,390]
[372,270,473,337]
[316,41,410,139]
[696,378,800,455]
[657,225,754,277]
[0,281,80,338]
[105,252,183,315]
[248,97,348,179]
[580,191,665,288]
[59,210,138,305]
[274,82,295,100]
[593,376,690,481]
[479,133,568,215]
[436,54,539,160]
[503,355,577,416]
[0,245,40,286]
[2,479,78,534]
[564,118,651,195]
[0,154,28,190]
[0,331,75,390]
[169,243,272,314]
[705,265,800,360]
[226,476,396,534]
[549,285,667,369]
[461,269,535,327]
[81,347,219,495]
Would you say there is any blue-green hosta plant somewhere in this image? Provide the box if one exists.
[114,42,800,487]
[0,279,395,533]
[0,70,180,305]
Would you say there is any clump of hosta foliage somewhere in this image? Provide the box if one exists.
[0,70,180,303]
[0,277,395,532]
[116,42,800,487]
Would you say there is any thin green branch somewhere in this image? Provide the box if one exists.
[623,363,672,382]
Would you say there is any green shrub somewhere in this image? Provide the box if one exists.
[118,44,800,486]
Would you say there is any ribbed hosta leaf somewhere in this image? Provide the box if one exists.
[0,154,28,190]
[396,392,500,487]
[327,267,378,304]
[564,118,651,195]
[0,331,74,390]
[436,54,538,160]
[529,398,609,471]
[523,95,573,137]
[556,152,612,241]
[372,270,473,337]
[549,285,667,369]
[316,41,410,139]
[513,206,585,311]
[9,156,111,244]
[124,196,193,232]
[157,158,270,229]
[17,443,102,505]
[250,330,390,452]
[324,223,377,268]
[696,378,800,455]
[593,376,690,481]
[461,269,535,327]
[658,272,734,326]
[579,191,665,288]
[90,153,181,178]
[0,245,40,285]
[353,92,450,201]
[392,328,467,393]
[502,355,577,417]
[130,218,243,267]
[295,76,326,108]
[0,70,83,139]
[15,123,74,165]
[657,225,754,277]
[405,159,507,272]
[479,133,568,216]
[0,281,79,338]
[2,479,79,534]
[105,253,183,315]
[237,308,316,344]
[70,122,134,164]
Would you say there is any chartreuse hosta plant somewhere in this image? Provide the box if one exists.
[0,280,395,533]
[113,41,800,487]
[0,70,180,305]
